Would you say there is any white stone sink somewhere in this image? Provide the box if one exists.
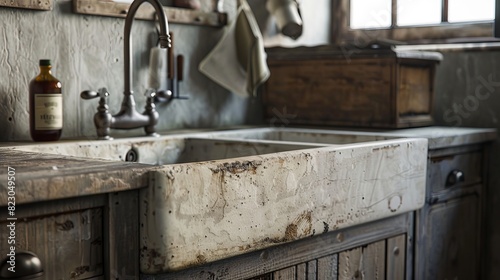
[139,133,428,273]
[6,128,428,274]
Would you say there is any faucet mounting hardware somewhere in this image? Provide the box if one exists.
[81,0,172,140]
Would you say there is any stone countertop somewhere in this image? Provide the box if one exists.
[0,126,496,207]
[383,126,497,149]
[0,149,151,207]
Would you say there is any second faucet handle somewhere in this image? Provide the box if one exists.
[80,87,110,100]
[153,89,173,103]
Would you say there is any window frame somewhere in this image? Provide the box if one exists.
[331,0,496,46]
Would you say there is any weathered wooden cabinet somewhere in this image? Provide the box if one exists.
[0,190,141,279]
[262,46,442,128]
[254,234,406,280]
[0,196,105,279]
[414,144,487,279]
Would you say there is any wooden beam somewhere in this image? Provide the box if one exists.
[73,0,228,27]
[0,0,53,10]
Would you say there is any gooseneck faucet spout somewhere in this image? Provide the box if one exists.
[80,0,171,140]
[125,0,171,94]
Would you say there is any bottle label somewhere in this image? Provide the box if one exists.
[34,93,63,130]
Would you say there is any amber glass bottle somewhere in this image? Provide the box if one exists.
[29,59,63,141]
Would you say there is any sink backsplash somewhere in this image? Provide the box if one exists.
[0,0,263,142]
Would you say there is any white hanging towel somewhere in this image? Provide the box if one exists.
[199,0,270,98]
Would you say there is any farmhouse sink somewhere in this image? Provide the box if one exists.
[138,133,428,273]
[6,128,429,274]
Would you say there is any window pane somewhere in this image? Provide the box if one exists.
[448,0,494,22]
[350,0,391,29]
[397,0,442,26]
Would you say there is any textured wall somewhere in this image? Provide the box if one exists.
[0,0,264,141]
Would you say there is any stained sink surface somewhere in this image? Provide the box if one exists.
[7,128,428,274]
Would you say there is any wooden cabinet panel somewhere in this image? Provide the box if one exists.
[414,144,489,280]
[274,266,296,279]
[398,65,432,116]
[338,240,386,280]
[0,208,104,279]
[317,254,338,280]
[264,59,394,126]
[386,235,406,280]
[417,194,481,280]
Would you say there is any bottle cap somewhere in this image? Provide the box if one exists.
[39,59,51,66]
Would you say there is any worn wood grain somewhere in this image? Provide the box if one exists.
[414,143,489,279]
[386,235,406,280]
[338,240,386,280]
[73,0,227,27]
[0,195,106,279]
[0,150,150,206]
[263,49,440,128]
[0,0,52,10]
[317,254,338,280]
[107,190,140,279]
[274,266,296,279]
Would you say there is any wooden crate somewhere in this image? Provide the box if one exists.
[262,47,442,128]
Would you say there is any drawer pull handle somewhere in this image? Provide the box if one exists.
[446,169,465,187]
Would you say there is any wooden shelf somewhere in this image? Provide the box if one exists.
[73,0,228,27]
[0,0,53,10]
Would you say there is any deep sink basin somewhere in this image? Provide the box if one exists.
[6,128,429,274]
[9,136,322,165]
[208,127,400,144]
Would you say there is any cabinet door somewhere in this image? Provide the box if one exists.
[419,193,480,280]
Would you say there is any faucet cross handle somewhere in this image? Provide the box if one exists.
[80,87,109,100]
[80,88,113,140]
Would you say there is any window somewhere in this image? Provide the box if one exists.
[332,0,497,45]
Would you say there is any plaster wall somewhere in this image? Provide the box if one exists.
[0,0,263,141]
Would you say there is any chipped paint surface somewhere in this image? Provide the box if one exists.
[139,138,428,273]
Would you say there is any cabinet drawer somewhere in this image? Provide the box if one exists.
[0,208,104,279]
[428,150,483,194]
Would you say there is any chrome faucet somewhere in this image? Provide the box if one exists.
[81,0,172,140]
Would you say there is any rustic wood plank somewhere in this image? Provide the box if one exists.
[338,240,386,280]
[0,207,105,279]
[0,0,52,10]
[386,235,406,280]
[307,260,317,280]
[263,49,438,128]
[398,65,432,116]
[73,0,227,27]
[317,254,338,280]
[106,190,140,279]
[274,266,296,280]
[296,263,307,280]
[0,150,150,206]
[264,59,394,127]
